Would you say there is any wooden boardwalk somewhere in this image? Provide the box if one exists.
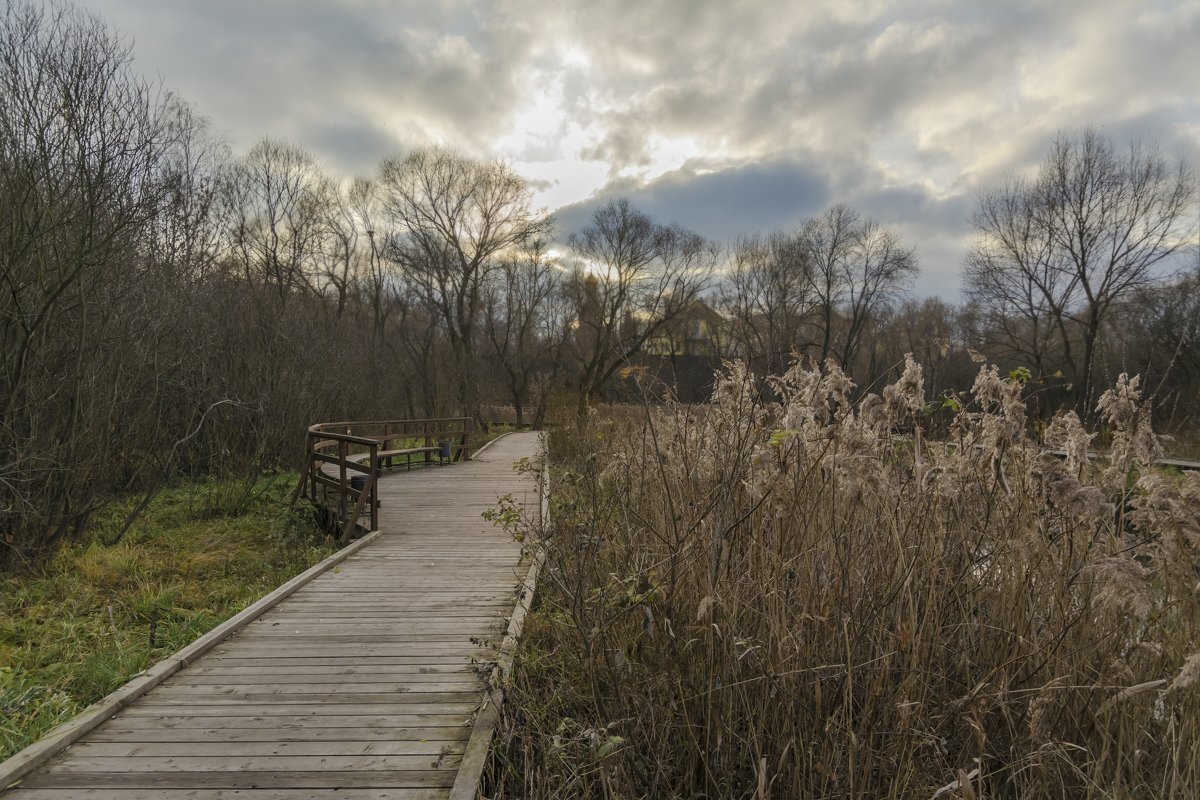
[1,431,542,800]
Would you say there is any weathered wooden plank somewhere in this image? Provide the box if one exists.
[157,682,480,694]
[281,588,519,594]
[143,691,483,705]
[207,645,491,657]
[101,715,471,731]
[290,587,520,594]
[282,578,520,583]
[240,620,506,628]
[266,604,508,615]
[272,582,508,589]
[87,726,468,743]
[283,578,521,584]
[268,604,513,611]
[240,626,504,636]
[259,611,510,618]
[320,556,521,561]
[198,654,488,665]
[20,770,458,789]
[228,634,500,644]
[65,741,464,758]
[6,790,447,800]
[295,573,520,578]
[262,609,511,618]
[121,702,479,717]
[196,656,488,667]
[206,646,496,656]
[254,616,508,624]
[47,754,464,773]
[169,676,477,690]
[264,604,513,610]
[181,664,474,677]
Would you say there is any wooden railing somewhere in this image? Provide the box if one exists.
[290,417,473,542]
[484,420,537,431]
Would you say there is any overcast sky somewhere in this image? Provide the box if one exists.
[88,0,1200,297]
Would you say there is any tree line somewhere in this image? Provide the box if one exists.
[2,2,1197,568]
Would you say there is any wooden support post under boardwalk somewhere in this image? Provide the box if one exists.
[1,430,544,800]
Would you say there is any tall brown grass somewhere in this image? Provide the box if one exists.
[490,357,1200,799]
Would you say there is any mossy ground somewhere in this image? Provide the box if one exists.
[0,473,335,760]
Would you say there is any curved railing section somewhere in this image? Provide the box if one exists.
[290,417,473,541]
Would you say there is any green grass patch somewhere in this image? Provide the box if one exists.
[0,473,336,760]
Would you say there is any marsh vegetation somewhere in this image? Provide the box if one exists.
[492,361,1200,798]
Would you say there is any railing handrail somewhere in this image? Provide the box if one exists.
[307,430,382,447]
[308,416,471,438]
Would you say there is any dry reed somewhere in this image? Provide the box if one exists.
[489,357,1200,799]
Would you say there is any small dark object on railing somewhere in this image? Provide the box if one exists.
[439,440,452,461]
[349,474,367,492]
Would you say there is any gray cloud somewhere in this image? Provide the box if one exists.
[93,0,538,165]
[553,157,832,240]
[306,117,400,176]
[84,0,1200,297]
[554,155,975,296]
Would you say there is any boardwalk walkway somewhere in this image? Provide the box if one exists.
[2,431,542,800]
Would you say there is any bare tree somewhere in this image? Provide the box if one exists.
[146,98,227,283]
[318,180,365,320]
[964,176,1065,379]
[483,239,563,425]
[719,231,813,374]
[872,297,977,403]
[792,205,918,370]
[1042,131,1195,407]
[221,137,332,303]
[0,1,176,566]
[566,199,718,416]
[838,219,917,370]
[345,177,393,340]
[968,130,1196,410]
[800,204,861,363]
[377,148,550,418]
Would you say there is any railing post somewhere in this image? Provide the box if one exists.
[308,433,317,501]
[462,417,472,461]
[338,439,348,524]
[424,420,432,466]
[370,442,380,531]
